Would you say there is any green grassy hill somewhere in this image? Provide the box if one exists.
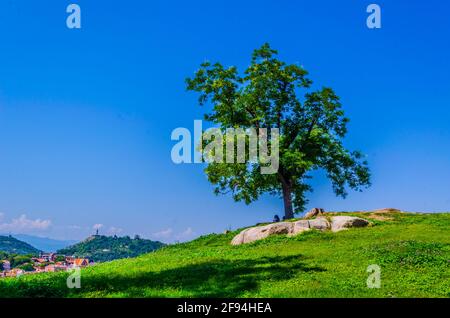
[57,235,165,263]
[0,235,41,255]
[0,211,449,298]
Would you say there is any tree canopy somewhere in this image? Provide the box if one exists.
[186,43,371,219]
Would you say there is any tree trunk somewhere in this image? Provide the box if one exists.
[282,182,294,220]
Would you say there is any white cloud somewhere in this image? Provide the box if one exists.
[108,226,123,235]
[92,224,104,230]
[151,228,173,239]
[176,227,195,240]
[151,227,196,242]
[0,214,52,233]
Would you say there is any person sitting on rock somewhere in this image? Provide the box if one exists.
[273,215,280,223]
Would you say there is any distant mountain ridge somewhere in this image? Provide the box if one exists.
[57,235,165,262]
[12,234,77,252]
[0,235,41,255]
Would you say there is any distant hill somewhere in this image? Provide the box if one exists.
[12,234,77,253]
[57,235,165,262]
[0,235,41,255]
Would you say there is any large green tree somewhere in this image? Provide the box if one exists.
[186,44,371,219]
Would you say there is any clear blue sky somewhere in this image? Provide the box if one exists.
[0,0,449,242]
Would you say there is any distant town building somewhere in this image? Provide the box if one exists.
[73,259,89,267]
[39,252,57,262]
[1,254,91,278]
[2,261,11,271]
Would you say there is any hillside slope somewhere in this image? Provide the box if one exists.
[0,212,449,298]
[57,235,165,262]
[0,235,41,255]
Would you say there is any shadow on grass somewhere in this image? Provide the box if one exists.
[0,255,325,298]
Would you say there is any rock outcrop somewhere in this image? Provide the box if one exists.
[231,215,371,245]
[289,220,311,236]
[231,222,293,245]
[304,208,325,219]
[372,208,401,214]
[330,216,370,232]
[308,217,331,231]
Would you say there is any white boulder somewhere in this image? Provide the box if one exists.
[304,208,325,219]
[331,216,370,232]
[290,220,311,236]
[231,222,293,245]
[308,217,331,231]
[231,215,371,245]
